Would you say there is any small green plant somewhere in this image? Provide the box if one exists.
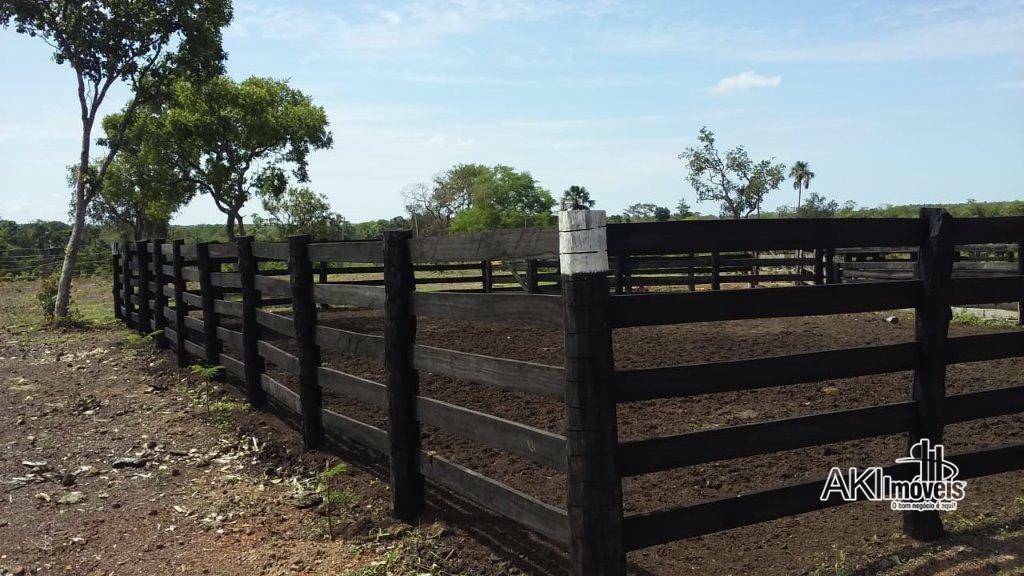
[810,547,849,576]
[318,461,356,540]
[952,309,1017,327]
[124,330,162,350]
[35,276,58,319]
[188,364,223,412]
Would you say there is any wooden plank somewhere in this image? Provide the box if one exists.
[953,216,1024,245]
[412,291,564,329]
[947,331,1024,364]
[416,395,566,470]
[322,408,389,453]
[179,245,197,259]
[181,291,202,308]
[261,374,302,414]
[308,241,383,263]
[317,367,387,407]
[180,267,200,282]
[254,275,292,298]
[220,354,246,380]
[255,309,294,336]
[950,276,1024,305]
[618,401,917,476]
[252,242,289,260]
[184,315,204,334]
[314,325,385,361]
[184,339,207,360]
[610,281,921,327]
[258,340,301,374]
[214,299,243,317]
[419,451,569,545]
[607,218,924,255]
[208,243,237,259]
[216,326,244,350]
[409,227,558,263]
[946,384,1024,423]
[412,344,563,398]
[313,283,386,309]
[614,342,919,402]
[210,271,242,289]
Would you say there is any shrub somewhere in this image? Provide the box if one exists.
[35,276,58,319]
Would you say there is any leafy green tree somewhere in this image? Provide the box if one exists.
[622,203,671,222]
[403,163,489,236]
[449,165,555,232]
[1,0,232,318]
[253,187,347,240]
[560,185,595,210]
[147,76,333,239]
[679,127,786,219]
[82,107,196,239]
[789,161,815,211]
[676,198,695,219]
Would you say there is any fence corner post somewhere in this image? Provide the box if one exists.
[904,207,955,541]
[238,236,267,407]
[287,234,323,450]
[559,209,626,576]
[711,250,721,291]
[383,229,423,522]
[151,239,168,349]
[135,240,152,335]
[171,240,189,367]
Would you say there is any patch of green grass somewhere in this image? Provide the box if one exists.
[810,547,850,576]
[951,309,1018,328]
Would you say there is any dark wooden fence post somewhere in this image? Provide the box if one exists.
[813,248,825,285]
[613,253,627,295]
[482,260,493,292]
[711,251,721,291]
[196,242,222,367]
[151,239,168,348]
[903,207,955,541]
[1017,241,1023,326]
[687,252,696,291]
[560,210,625,576]
[135,240,152,335]
[121,241,135,327]
[112,245,123,321]
[171,240,189,367]
[526,258,539,294]
[237,236,267,407]
[825,248,837,285]
[288,234,323,450]
[383,229,423,522]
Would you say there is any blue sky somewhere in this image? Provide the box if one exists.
[1,0,1022,224]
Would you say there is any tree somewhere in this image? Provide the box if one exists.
[561,185,594,210]
[1,0,231,318]
[252,186,347,240]
[149,76,333,239]
[449,165,555,232]
[83,107,196,239]
[403,163,489,236]
[679,127,786,219]
[676,198,695,219]
[796,193,839,217]
[622,203,671,222]
[789,161,815,211]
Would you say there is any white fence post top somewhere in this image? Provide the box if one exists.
[559,209,609,275]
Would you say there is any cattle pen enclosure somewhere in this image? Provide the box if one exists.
[111,210,1024,576]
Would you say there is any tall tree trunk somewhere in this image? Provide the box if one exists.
[225,212,236,241]
[236,214,246,237]
[54,120,94,319]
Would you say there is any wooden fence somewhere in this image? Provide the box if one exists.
[112,212,1024,576]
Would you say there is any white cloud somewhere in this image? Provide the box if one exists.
[424,133,474,148]
[710,71,781,94]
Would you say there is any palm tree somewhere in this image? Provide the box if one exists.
[561,185,595,210]
[789,161,815,214]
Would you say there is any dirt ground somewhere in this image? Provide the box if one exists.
[3,277,1024,575]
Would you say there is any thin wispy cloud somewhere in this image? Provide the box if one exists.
[710,71,781,94]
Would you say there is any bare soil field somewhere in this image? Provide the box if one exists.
[3,277,1024,575]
